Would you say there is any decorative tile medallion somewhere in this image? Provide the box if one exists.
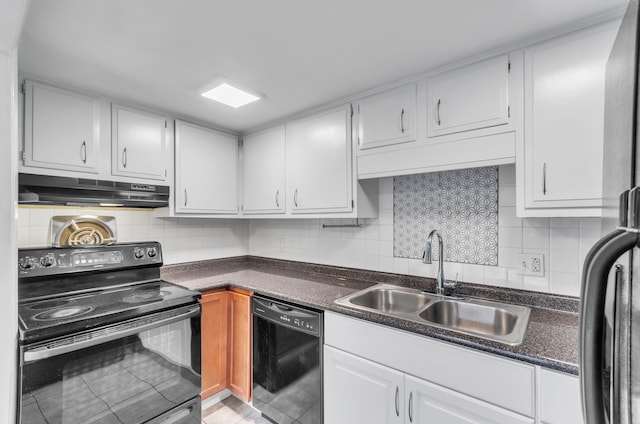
[393,166,498,265]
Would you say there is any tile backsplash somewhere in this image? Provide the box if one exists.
[16,164,600,296]
[393,166,498,265]
[248,165,600,296]
[17,208,249,264]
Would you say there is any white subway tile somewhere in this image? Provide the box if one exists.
[580,218,602,230]
[461,263,484,284]
[393,257,409,274]
[549,272,581,297]
[378,193,393,209]
[17,208,29,228]
[484,266,508,287]
[498,247,520,268]
[522,275,550,292]
[379,177,393,194]
[498,206,521,228]
[522,227,550,250]
[522,217,550,228]
[498,227,522,248]
[379,224,393,241]
[506,268,524,289]
[550,218,580,229]
[550,228,580,251]
[498,186,516,207]
[499,164,516,186]
[549,249,580,273]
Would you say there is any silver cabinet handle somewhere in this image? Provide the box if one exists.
[80,141,87,164]
[435,99,441,126]
[400,109,405,134]
[395,386,400,417]
[275,190,280,208]
[408,391,413,422]
[122,147,128,168]
[542,162,547,195]
[294,189,298,207]
[184,189,188,207]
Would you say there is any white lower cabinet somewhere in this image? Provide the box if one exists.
[325,346,404,424]
[406,375,533,424]
[537,368,583,424]
[325,345,533,424]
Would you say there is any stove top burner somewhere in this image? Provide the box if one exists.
[122,289,170,304]
[18,280,200,343]
[33,306,94,321]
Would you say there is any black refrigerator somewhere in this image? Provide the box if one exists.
[580,0,640,423]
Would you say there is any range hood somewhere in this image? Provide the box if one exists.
[18,173,170,208]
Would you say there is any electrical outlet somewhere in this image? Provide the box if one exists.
[517,253,545,276]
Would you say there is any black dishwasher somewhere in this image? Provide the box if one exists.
[252,295,323,424]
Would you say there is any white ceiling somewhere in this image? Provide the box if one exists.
[19,0,628,134]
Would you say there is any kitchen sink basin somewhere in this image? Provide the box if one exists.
[348,287,432,314]
[335,284,530,346]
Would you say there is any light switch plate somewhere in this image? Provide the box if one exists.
[517,253,545,276]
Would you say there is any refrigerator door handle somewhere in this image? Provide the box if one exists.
[580,229,638,424]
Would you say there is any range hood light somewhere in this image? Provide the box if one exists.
[99,203,125,207]
[201,82,261,108]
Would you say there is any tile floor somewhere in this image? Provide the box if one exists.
[202,395,271,424]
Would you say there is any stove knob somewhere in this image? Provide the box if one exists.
[147,247,158,258]
[19,257,35,270]
[133,248,145,259]
[40,256,55,268]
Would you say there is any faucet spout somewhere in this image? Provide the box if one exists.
[423,229,446,296]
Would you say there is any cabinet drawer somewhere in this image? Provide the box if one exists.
[325,312,535,417]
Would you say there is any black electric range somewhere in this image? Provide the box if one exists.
[17,242,203,424]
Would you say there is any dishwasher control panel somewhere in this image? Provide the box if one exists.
[252,296,322,337]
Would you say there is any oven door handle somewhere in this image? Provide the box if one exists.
[23,306,200,363]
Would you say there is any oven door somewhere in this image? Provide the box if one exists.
[19,305,201,424]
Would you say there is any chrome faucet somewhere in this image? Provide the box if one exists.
[423,229,448,296]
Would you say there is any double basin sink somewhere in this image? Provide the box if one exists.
[335,284,531,346]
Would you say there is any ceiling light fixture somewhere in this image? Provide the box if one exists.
[200,81,262,108]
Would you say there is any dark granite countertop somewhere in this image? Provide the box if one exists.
[161,256,580,375]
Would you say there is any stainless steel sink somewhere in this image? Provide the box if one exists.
[348,287,432,314]
[335,284,530,346]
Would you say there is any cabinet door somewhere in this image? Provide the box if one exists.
[228,290,252,402]
[427,54,510,138]
[357,84,417,151]
[200,290,229,399]
[324,345,404,424]
[521,21,617,216]
[111,104,167,180]
[23,81,99,173]
[405,375,534,424]
[175,120,238,214]
[286,106,353,214]
[242,126,285,214]
[537,369,583,424]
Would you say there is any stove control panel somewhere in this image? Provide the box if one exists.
[18,242,163,277]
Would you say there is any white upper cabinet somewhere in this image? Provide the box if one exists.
[518,20,619,217]
[175,120,238,214]
[242,126,285,214]
[23,80,100,173]
[111,104,168,181]
[356,84,417,151]
[427,54,511,138]
[286,105,353,214]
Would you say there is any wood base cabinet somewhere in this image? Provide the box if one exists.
[200,290,229,399]
[200,289,251,402]
[228,290,252,402]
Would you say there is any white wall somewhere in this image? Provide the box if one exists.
[16,165,598,297]
[17,208,249,264]
[249,165,600,297]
